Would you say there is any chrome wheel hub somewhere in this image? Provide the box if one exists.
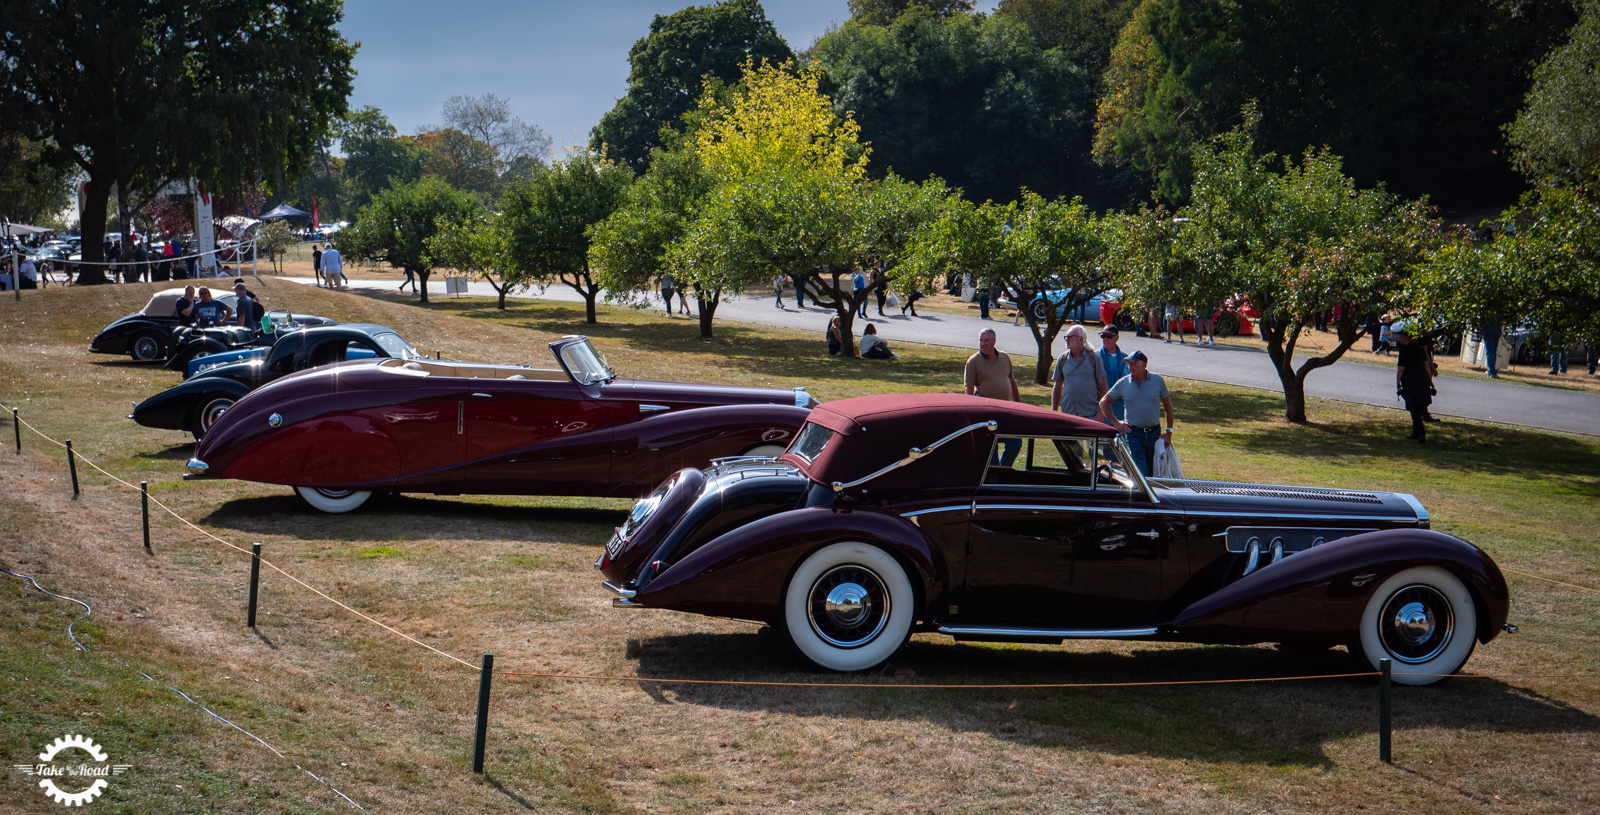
[808,565,889,648]
[824,583,871,627]
[1380,584,1454,664]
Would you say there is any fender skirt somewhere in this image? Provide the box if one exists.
[632,506,943,626]
[1171,529,1509,646]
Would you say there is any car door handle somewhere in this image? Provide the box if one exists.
[1136,530,1161,538]
[471,392,492,398]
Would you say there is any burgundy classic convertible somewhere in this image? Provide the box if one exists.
[599,394,1512,684]
[186,336,814,512]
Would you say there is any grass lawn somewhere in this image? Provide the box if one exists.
[2,280,1597,814]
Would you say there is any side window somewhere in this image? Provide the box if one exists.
[983,436,1095,489]
[306,340,351,369]
[1092,438,1138,492]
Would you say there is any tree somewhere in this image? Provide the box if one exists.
[1092,0,1576,208]
[0,0,356,284]
[812,10,1101,206]
[441,93,552,178]
[339,107,425,212]
[589,143,721,336]
[426,210,518,309]
[500,150,634,323]
[416,128,501,202]
[336,177,480,304]
[591,0,793,170]
[254,221,299,276]
[993,0,1138,80]
[846,0,974,26]
[1507,2,1600,185]
[1115,115,1442,423]
[0,136,75,225]
[904,190,1108,383]
[1410,184,1600,348]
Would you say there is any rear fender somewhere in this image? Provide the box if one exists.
[633,507,942,626]
[609,403,809,495]
[133,378,251,431]
[1172,529,1508,645]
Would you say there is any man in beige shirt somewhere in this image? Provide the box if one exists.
[965,328,1021,465]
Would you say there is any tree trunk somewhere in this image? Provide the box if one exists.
[418,268,432,303]
[1261,318,1309,424]
[696,286,718,339]
[583,285,598,323]
[1034,333,1055,386]
[497,287,507,310]
[76,174,113,285]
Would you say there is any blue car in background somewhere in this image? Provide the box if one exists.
[998,287,1118,323]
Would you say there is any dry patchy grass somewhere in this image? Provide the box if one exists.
[1,282,1597,814]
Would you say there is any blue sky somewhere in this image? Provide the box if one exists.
[337,1,999,152]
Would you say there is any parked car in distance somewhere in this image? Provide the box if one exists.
[998,288,1117,324]
[1100,296,1259,336]
[599,394,1510,683]
[185,336,818,513]
[133,323,423,440]
[88,288,331,362]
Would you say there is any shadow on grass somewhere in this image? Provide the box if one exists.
[136,442,195,461]
[624,631,1599,767]
[198,493,623,545]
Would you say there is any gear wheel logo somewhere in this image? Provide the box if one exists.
[12,733,130,807]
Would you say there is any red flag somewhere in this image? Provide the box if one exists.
[312,196,320,228]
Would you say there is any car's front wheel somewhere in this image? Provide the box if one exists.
[1352,566,1477,686]
[293,486,374,514]
[1112,307,1138,332]
[783,542,914,672]
[191,396,235,441]
[130,333,164,362]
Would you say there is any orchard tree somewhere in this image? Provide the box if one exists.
[1507,3,1600,185]
[416,128,501,202]
[336,177,480,304]
[904,190,1108,383]
[501,150,634,323]
[254,221,299,275]
[0,0,356,284]
[425,211,518,309]
[0,136,75,225]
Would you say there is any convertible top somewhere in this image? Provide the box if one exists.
[794,394,1113,492]
[141,287,236,316]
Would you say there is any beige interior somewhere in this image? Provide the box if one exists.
[376,357,567,380]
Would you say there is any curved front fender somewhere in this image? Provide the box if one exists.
[1172,529,1508,645]
[633,507,944,626]
[164,337,231,373]
[133,378,252,431]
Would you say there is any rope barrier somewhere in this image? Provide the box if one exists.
[1501,567,1600,595]
[5,399,1599,693]
[6,239,260,268]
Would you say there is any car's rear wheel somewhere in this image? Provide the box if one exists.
[1351,566,1477,686]
[191,396,235,441]
[1031,300,1050,321]
[130,333,164,362]
[783,542,914,672]
[1213,313,1240,338]
[293,486,374,514]
[1112,307,1138,332]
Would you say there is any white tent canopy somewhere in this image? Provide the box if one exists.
[2,222,53,236]
[218,215,260,236]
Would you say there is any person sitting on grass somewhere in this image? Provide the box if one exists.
[860,323,895,359]
[827,316,845,356]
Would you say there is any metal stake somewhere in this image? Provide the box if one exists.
[1379,657,1392,763]
[141,481,151,552]
[473,653,494,773]
[12,407,18,454]
[247,543,262,628]
[65,440,79,498]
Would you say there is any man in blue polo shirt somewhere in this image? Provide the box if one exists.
[1098,350,1176,477]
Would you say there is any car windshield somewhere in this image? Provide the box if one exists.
[559,338,615,385]
[789,422,834,463]
[372,332,423,360]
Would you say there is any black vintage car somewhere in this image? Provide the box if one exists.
[599,394,1512,684]
[88,287,333,362]
[130,323,423,439]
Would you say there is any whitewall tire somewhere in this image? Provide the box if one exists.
[1355,566,1477,686]
[783,541,914,672]
[192,396,235,441]
[293,486,374,514]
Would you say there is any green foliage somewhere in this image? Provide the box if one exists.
[339,107,425,212]
[426,210,517,308]
[500,150,634,323]
[846,0,975,26]
[0,0,356,277]
[994,0,1138,80]
[904,190,1108,383]
[1092,0,1576,207]
[812,9,1104,205]
[0,136,74,226]
[417,128,501,203]
[1410,184,1600,344]
[590,143,714,309]
[1508,2,1600,185]
[254,221,299,275]
[336,176,480,303]
[590,0,794,170]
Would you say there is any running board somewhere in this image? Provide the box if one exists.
[939,625,1158,641]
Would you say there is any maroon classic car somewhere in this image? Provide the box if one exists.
[185,336,815,512]
[599,394,1511,684]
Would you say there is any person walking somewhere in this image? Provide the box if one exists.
[321,244,344,290]
[1195,305,1217,345]
[1049,325,1108,420]
[852,268,869,319]
[873,268,888,316]
[677,286,690,315]
[659,273,676,316]
[1164,303,1186,344]
[791,273,806,308]
[1480,323,1501,378]
[965,328,1021,465]
[312,244,325,288]
[1097,325,1131,424]
[1394,325,1434,442]
[899,286,923,317]
[399,260,418,293]
[1099,350,1176,477]
[773,274,786,308]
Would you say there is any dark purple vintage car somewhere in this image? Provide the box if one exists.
[599,394,1512,684]
[185,336,814,512]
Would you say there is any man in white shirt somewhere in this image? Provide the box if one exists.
[321,246,344,290]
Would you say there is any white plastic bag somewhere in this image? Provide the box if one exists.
[1152,438,1185,479]
[887,293,900,308]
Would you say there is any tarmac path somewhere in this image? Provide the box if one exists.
[283,276,1599,437]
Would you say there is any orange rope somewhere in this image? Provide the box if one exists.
[1502,567,1600,594]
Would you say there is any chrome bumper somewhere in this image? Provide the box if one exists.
[603,581,642,608]
[183,458,209,480]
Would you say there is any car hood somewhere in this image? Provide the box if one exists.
[1153,479,1425,525]
[602,379,809,408]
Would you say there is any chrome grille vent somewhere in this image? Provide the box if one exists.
[1176,480,1384,505]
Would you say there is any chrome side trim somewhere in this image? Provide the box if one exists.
[900,504,973,519]
[939,625,1159,639]
[602,581,636,598]
[1395,492,1430,527]
[974,503,1173,515]
[613,597,644,608]
[832,420,997,492]
[639,404,670,413]
[971,503,1414,524]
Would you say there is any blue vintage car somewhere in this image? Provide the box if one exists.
[998,287,1118,323]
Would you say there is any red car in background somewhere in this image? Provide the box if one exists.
[1100,296,1259,337]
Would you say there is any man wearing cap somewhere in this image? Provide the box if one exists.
[233,280,260,327]
[1050,324,1107,420]
[1097,325,1130,423]
[1099,350,1176,477]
